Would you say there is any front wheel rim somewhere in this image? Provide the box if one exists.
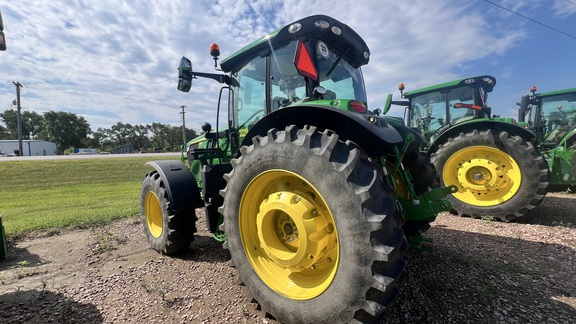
[443,146,522,206]
[145,191,163,238]
[239,170,339,300]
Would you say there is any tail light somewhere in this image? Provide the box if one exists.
[350,101,367,113]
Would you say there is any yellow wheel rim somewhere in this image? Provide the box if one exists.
[239,170,339,300]
[145,191,163,238]
[443,146,521,206]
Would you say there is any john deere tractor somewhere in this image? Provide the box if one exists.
[384,76,550,221]
[140,15,455,323]
[517,86,576,187]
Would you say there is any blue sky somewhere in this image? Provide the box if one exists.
[1,0,575,132]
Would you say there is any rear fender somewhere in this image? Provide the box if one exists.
[242,105,404,156]
[145,160,204,212]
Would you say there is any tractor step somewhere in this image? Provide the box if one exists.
[212,230,227,243]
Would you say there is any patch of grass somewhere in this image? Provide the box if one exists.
[480,215,497,222]
[0,156,178,236]
[560,186,574,194]
[551,220,574,228]
[141,275,172,301]
[92,225,128,254]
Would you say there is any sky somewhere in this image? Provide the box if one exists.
[1,0,575,133]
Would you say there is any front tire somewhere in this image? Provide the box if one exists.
[430,129,549,221]
[220,125,405,323]
[140,171,197,254]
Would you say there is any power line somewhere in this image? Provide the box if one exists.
[483,0,576,40]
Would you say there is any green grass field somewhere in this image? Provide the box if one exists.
[0,156,180,237]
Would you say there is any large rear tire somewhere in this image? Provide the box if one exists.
[220,125,405,323]
[140,171,197,254]
[430,129,549,221]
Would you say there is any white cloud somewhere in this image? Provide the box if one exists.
[0,0,567,131]
[553,0,576,18]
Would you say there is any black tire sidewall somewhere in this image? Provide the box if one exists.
[223,128,401,322]
[431,130,548,219]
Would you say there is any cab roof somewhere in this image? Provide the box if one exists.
[533,87,576,99]
[219,15,370,74]
[404,75,497,98]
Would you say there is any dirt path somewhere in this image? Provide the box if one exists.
[1,192,575,323]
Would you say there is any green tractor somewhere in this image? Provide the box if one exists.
[140,15,455,323]
[517,86,576,187]
[384,76,550,221]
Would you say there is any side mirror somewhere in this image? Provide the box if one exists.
[0,11,6,51]
[177,56,193,92]
[0,31,6,51]
[383,93,393,115]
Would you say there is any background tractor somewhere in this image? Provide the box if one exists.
[517,86,576,188]
[383,76,550,221]
[140,15,455,323]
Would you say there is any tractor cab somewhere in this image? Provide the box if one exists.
[518,86,576,148]
[178,15,372,158]
[385,76,495,144]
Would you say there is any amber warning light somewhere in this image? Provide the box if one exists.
[210,43,220,58]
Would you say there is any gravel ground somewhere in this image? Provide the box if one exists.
[1,191,575,323]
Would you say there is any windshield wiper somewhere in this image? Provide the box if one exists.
[325,47,350,78]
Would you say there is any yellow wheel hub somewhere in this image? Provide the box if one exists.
[443,146,521,206]
[145,191,163,238]
[239,170,339,300]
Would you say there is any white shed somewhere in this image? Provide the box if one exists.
[0,140,58,156]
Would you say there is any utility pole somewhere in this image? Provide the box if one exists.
[179,105,187,147]
[13,81,23,156]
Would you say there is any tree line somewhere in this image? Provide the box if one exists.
[0,109,198,154]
